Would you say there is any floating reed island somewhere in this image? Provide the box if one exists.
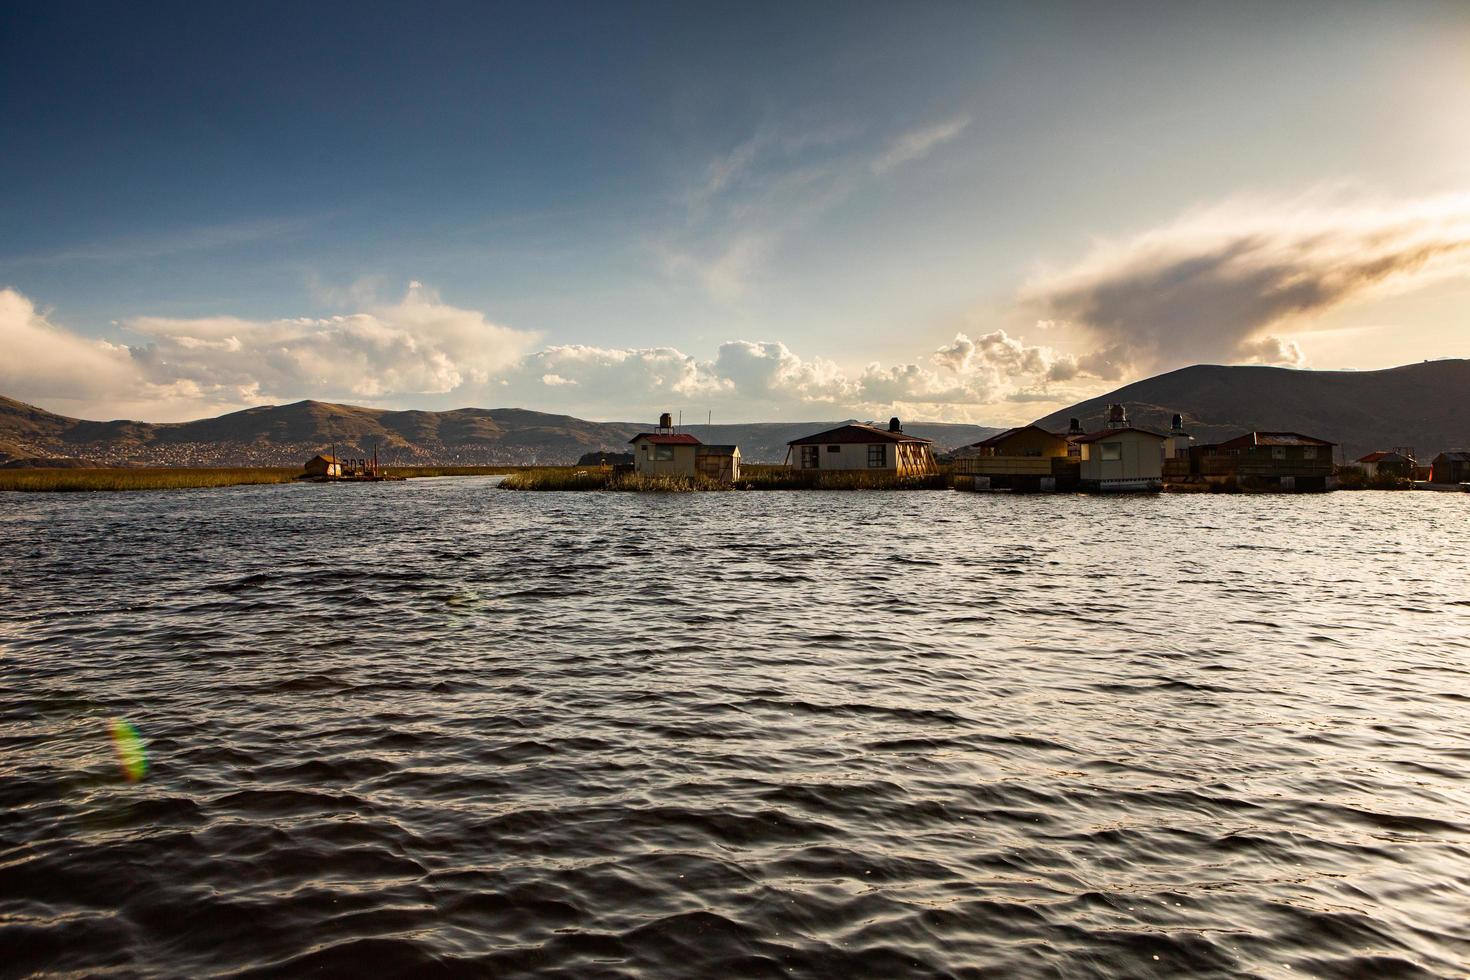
[500,465,949,492]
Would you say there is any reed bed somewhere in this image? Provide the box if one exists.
[501,464,951,491]
[0,467,300,493]
[391,465,528,478]
[501,468,728,491]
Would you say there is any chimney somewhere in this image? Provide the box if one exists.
[888,416,902,433]
[1068,417,1083,435]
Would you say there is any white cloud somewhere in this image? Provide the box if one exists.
[871,116,971,175]
[1023,188,1470,376]
[124,282,538,402]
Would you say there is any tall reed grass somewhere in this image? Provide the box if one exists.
[501,464,951,491]
[0,467,300,492]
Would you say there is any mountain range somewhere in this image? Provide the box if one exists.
[1033,359,1469,462]
[2,359,1466,467]
[0,397,999,467]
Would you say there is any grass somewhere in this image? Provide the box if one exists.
[0,467,300,492]
[0,463,539,492]
[501,464,952,491]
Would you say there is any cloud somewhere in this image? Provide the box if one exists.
[0,216,317,267]
[123,282,538,403]
[661,115,971,301]
[0,283,540,420]
[1023,189,1470,375]
[871,116,971,175]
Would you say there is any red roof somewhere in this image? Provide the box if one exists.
[628,433,701,446]
[1216,431,1335,449]
[1357,451,1404,463]
[788,423,932,446]
[1071,427,1166,444]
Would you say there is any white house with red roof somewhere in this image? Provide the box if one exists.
[627,412,740,481]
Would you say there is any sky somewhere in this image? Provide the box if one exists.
[2,0,1469,424]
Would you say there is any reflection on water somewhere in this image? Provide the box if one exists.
[2,480,1468,976]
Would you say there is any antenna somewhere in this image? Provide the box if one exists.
[678,410,682,430]
[708,410,712,426]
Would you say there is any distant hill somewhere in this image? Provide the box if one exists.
[0,397,999,467]
[1034,359,1470,461]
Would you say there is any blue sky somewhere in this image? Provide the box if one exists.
[3,1,1469,422]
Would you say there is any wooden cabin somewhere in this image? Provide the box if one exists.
[786,418,937,476]
[303,454,342,478]
[1188,432,1336,490]
[952,424,1076,490]
[695,445,741,482]
[1356,451,1413,480]
[1430,451,1470,484]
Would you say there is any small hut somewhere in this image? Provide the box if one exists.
[1430,450,1470,484]
[303,454,342,478]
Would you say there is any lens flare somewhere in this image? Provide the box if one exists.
[109,718,148,782]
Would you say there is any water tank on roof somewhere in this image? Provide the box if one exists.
[889,417,902,432]
[659,412,673,430]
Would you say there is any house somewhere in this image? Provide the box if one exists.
[1073,427,1167,491]
[302,454,342,478]
[1355,451,1413,480]
[952,424,1077,490]
[1189,432,1336,490]
[628,432,701,477]
[786,418,937,475]
[1430,450,1470,485]
[627,412,741,483]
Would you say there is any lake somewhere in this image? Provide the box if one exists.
[2,480,1468,977]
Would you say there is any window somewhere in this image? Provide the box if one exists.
[868,444,887,467]
[800,446,820,469]
[1100,442,1122,461]
[654,445,674,461]
[1024,448,1042,457]
[1271,446,1286,459]
[1303,446,1318,459]
[826,445,841,453]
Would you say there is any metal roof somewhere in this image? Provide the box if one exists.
[627,433,701,446]
[1216,431,1335,449]
[788,423,933,446]
[1072,427,1166,444]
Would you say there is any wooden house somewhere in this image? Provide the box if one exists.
[1188,432,1336,490]
[1430,450,1470,485]
[952,425,1077,490]
[1356,451,1413,480]
[786,418,937,476]
[695,445,741,482]
[302,454,342,478]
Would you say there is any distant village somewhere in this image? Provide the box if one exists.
[550,408,1470,493]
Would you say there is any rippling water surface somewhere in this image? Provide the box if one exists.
[2,480,1469,977]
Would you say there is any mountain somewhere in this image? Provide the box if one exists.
[0,397,999,467]
[1034,359,1470,462]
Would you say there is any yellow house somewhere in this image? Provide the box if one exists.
[1073,428,1166,491]
[953,424,1077,490]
